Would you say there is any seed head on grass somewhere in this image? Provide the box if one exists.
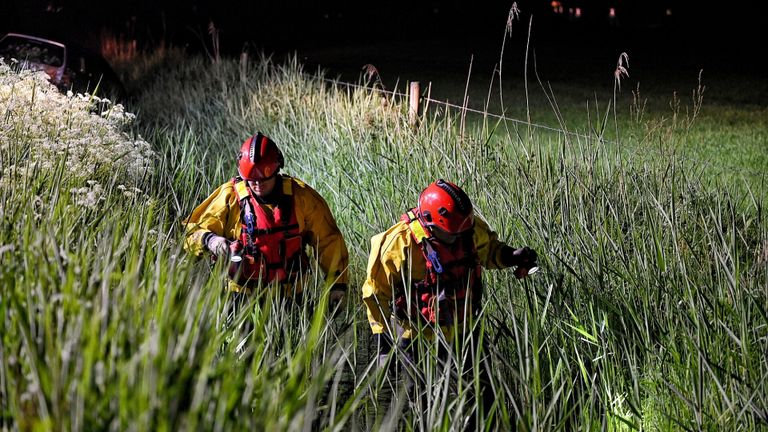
[207,21,221,64]
[614,52,629,92]
[362,63,384,90]
[507,3,520,34]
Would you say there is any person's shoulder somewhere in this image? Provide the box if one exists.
[472,214,491,229]
[383,219,410,235]
[470,213,500,241]
[217,178,239,195]
[284,174,303,184]
[371,220,414,260]
[373,220,410,245]
[284,175,326,201]
[202,178,236,195]
[204,179,241,205]
[284,175,311,191]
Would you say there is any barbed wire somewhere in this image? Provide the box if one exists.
[310,73,766,183]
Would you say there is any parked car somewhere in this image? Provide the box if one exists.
[0,32,125,101]
[0,32,67,83]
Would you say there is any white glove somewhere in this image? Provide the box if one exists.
[205,234,230,258]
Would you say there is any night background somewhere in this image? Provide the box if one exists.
[1,0,765,97]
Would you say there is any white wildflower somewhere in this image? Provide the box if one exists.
[0,59,156,187]
[0,244,14,257]
[70,182,104,209]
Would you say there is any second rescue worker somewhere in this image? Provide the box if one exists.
[362,179,538,343]
[361,179,538,426]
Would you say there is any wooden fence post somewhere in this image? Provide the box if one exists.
[239,52,248,82]
[409,81,420,128]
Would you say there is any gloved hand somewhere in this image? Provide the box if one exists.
[501,245,538,267]
[205,234,231,258]
[512,247,539,279]
[513,246,538,266]
[328,283,347,314]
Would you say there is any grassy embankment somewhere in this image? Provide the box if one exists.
[1,47,766,431]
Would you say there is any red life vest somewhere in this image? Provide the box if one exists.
[228,177,308,288]
[394,209,483,326]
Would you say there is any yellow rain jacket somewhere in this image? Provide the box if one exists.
[362,215,511,339]
[184,175,349,293]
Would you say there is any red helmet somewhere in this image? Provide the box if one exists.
[237,133,284,181]
[417,179,474,235]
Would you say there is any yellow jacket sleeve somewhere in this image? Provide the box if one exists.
[182,182,242,257]
[292,178,350,286]
[473,215,513,270]
[361,221,421,334]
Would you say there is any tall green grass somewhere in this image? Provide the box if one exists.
[1,50,766,431]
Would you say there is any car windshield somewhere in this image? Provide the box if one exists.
[0,36,64,67]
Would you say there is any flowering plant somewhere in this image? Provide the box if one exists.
[0,60,154,188]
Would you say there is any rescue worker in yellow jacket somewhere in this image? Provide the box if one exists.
[363,178,537,344]
[361,179,537,424]
[184,132,349,308]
